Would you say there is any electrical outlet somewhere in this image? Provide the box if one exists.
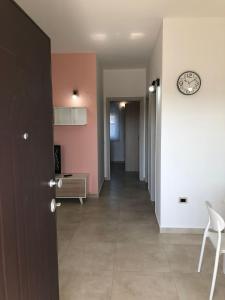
[179,197,188,203]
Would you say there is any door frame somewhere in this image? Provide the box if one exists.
[148,84,161,222]
[104,97,145,181]
[148,92,156,201]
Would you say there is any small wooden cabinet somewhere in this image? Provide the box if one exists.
[55,173,88,205]
[54,107,87,125]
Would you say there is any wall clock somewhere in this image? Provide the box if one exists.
[177,71,201,95]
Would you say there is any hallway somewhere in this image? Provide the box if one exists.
[57,165,225,300]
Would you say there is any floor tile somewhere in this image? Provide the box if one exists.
[117,222,159,243]
[119,208,156,223]
[60,273,113,300]
[111,272,179,300]
[165,243,223,274]
[57,163,215,299]
[72,222,119,243]
[158,233,203,245]
[60,242,115,275]
[174,272,225,300]
[115,243,170,273]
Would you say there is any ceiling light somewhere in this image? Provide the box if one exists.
[130,32,145,40]
[91,33,107,41]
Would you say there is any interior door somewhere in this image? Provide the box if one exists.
[125,102,140,172]
[0,1,59,300]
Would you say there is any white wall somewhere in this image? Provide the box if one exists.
[104,69,146,97]
[161,18,225,229]
[103,69,147,179]
[148,27,163,224]
[96,58,104,194]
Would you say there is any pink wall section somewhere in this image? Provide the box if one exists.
[52,53,98,194]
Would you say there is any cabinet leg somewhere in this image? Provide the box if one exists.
[79,197,83,205]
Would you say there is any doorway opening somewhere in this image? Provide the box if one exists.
[110,101,125,174]
[106,98,144,180]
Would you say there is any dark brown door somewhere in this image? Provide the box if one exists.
[0,1,59,299]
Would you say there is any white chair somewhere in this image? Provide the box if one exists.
[198,201,225,300]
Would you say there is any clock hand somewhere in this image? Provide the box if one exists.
[189,79,196,84]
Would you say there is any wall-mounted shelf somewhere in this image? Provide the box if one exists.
[54,107,87,125]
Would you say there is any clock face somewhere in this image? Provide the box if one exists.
[177,71,201,95]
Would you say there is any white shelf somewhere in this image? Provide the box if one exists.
[54,107,87,125]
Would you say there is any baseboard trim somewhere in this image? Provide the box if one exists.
[160,227,204,234]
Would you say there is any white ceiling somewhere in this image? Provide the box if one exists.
[15,0,225,68]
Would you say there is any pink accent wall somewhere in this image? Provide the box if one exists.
[52,53,98,194]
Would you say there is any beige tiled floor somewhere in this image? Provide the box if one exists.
[57,164,225,299]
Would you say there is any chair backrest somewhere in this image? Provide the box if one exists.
[206,202,225,232]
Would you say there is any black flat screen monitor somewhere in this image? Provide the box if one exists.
[54,145,61,174]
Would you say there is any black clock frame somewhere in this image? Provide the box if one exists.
[177,71,201,96]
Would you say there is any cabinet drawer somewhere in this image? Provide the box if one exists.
[56,179,86,198]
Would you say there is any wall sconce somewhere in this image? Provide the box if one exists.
[149,79,160,93]
[72,89,79,100]
[119,102,126,109]
[149,81,156,93]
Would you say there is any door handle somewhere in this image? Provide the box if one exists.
[50,199,61,213]
[48,178,62,188]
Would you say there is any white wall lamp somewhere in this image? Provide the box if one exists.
[119,102,126,110]
[149,80,156,93]
[72,89,79,100]
[149,78,160,93]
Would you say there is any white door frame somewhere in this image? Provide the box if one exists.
[148,84,161,220]
[104,97,146,181]
[148,92,156,201]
